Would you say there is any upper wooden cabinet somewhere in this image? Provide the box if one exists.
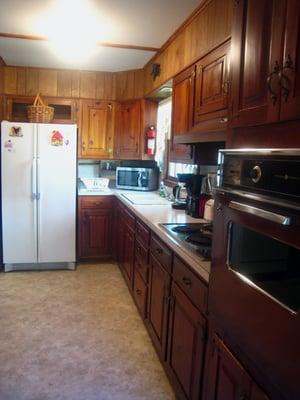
[170,65,194,163]
[45,98,78,124]
[114,100,141,159]
[80,100,114,159]
[194,40,230,125]
[230,0,300,129]
[172,40,230,147]
[4,95,78,124]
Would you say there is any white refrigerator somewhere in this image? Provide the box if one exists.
[1,121,77,271]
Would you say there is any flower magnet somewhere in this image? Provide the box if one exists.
[51,130,64,146]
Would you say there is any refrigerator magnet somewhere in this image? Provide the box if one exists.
[4,140,14,152]
[51,130,63,146]
[9,126,23,137]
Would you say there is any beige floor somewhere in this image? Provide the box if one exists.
[0,264,175,400]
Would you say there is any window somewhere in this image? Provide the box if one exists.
[168,162,197,179]
[155,98,172,176]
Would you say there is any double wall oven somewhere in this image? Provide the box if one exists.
[209,149,300,400]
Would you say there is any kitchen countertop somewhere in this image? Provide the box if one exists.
[78,189,211,283]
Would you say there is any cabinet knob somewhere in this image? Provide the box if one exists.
[155,248,163,255]
[182,276,192,286]
[136,289,142,296]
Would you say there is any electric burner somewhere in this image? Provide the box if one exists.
[160,222,213,261]
[171,225,199,234]
[185,232,211,246]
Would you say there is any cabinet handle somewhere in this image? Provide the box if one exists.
[182,276,192,286]
[279,54,293,102]
[135,143,138,153]
[222,81,229,95]
[155,247,163,255]
[267,61,280,105]
[108,103,112,110]
[136,289,142,296]
[94,202,102,206]
[220,117,228,124]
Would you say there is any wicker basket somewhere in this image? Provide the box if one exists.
[27,93,54,123]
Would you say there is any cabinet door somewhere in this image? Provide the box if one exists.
[78,209,112,259]
[123,226,135,289]
[5,96,34,122]
[279,0,300,121]
[230,0,285,127]
[147,254,170,360]
[169,66,194,163]
[115,100,141,159]
[167,283,207,400]
[133,268,148,319]
[204,335,251,400]
[45,98,78,124]
[81,100,114,158]
[250,382,270,400]
[194,41,230,124]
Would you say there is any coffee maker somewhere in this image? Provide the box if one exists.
[172,174,204,217]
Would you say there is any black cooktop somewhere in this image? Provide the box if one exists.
[160,223,213,261]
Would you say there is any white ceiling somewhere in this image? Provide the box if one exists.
[0,0,201,71]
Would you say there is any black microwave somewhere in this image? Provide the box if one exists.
[116,167,159,191]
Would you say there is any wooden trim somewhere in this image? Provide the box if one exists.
[98,42,158,52]
[144,0,211,68]
[0,32,159,52]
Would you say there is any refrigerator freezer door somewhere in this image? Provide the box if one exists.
[37,124,77,263]
[1,121,38,263]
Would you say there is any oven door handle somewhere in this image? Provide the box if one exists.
[229,201,292,226]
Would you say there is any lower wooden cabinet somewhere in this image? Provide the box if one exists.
[204,334,269,400]
[147,254,171,360]
[78,196,114,260]
[133,269,148,319]
[122,225,135,288]
[167,282,207,400]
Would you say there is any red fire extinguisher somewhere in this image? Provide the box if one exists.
[146,125,156,156]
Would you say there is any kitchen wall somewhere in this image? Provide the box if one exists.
[143,0,233,95]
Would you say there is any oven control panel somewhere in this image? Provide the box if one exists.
[219,151,300,202]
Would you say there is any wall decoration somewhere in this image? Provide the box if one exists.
[9,126,23,137]
[51,130,64,146]
[151,63,161,81]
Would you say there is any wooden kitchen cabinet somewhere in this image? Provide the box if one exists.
[279,0,300,122]
[4,95,78,124]
[115,202,136,289]
[170,65,194,162]
[194,40,230,127]
[80,100,114,159]
[147,254,171,360]
[45,97,78,124]
[167,282,207,400]
[78,196,114,260]
[230,0,300,130]
[4,95,34,121]
[204,334,270,400]
[114,100,141,159]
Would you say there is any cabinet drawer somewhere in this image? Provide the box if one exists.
[123,207,135,229]
[133,269,148,319]
[150,235,172,273]
[135,238,148,265]
[173,256,208,313]
[136,219,150,246]
[79,196,114,209]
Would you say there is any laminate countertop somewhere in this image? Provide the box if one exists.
[78,189,211,283]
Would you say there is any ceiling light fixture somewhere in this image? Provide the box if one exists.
[36,0,110,65]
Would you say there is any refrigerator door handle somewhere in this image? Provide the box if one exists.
[31,158,37,200]
[36,157,41,201]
